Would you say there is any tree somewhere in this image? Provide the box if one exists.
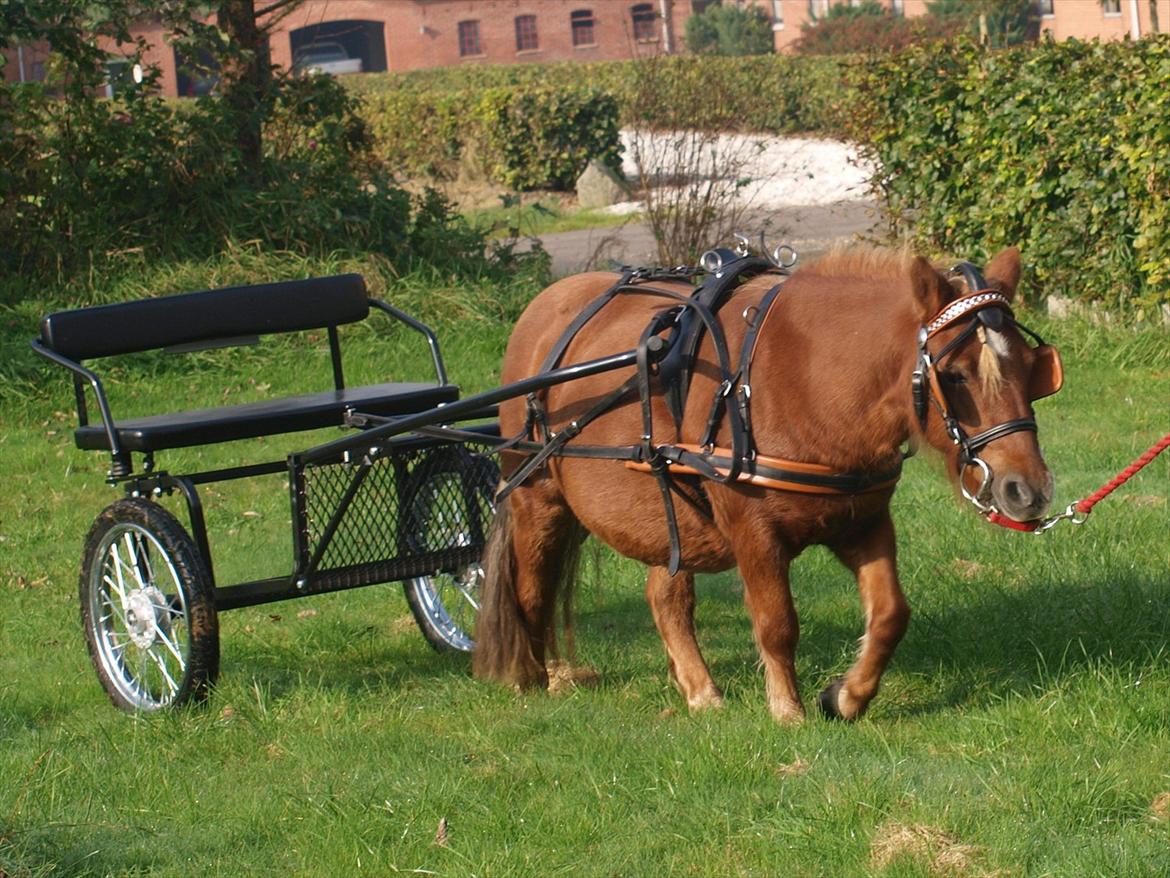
[684,2,773,56]
[0,0,146,97]
[925,0,1037,47]
[161,0,304,173]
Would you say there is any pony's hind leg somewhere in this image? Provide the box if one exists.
[822,510,910,721]
[472,484,580,691]
[645,567,723,711]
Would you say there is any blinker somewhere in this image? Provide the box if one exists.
[978,307,1005,332]
[1028,344,1063,400]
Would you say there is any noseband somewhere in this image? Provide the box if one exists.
[912,264,1059,516]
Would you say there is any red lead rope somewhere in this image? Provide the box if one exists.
[1074,432,1170,516]
[988,431,1170,533]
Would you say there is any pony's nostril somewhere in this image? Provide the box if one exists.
[995,472,1053,520]
[1004,478,1032,507]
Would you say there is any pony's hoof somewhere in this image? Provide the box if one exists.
[818,680,848,721]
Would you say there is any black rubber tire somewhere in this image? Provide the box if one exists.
[402,448,497,653]
[80,498,219,712]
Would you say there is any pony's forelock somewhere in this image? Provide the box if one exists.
[976,326,1006,399]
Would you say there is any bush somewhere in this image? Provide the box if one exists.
[684,3,774,56]
[849,36,1170,318]
[794,9,964,54]
[353,54,849,140]
[363,84,621,191]
[0,67,517,302]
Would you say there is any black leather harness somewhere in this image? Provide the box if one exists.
[495,253,903,573]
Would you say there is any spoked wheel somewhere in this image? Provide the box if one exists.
[80,498,219,712]
[403,448,498,653]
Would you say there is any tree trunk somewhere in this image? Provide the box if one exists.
[216,0,271,174]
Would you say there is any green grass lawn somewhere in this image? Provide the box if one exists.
[465,195,640,240]
[1,267,1167,877]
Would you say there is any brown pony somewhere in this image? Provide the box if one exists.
[472,247,1056,722]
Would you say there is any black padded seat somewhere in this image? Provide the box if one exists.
[75,382,460,452]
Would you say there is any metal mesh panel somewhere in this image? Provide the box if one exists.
[294,438,498,592]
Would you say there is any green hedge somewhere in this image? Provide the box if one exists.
[352,54,849,136]
[850,36,1170,317]
[363,84,620,190]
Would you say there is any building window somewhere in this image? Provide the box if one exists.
[1035,0,1054,15]
[892,0,905,15]
[104,58,131,98]
[631,3,657,40]
[515,14,539,51]
[692,0,715,13]
[807,0,830,19]
[458,20,482,56]
[1101,0,1121,14]
[571,9,596,46]
[771,0,784,27]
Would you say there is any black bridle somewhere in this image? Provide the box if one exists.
[913,264,1054,515]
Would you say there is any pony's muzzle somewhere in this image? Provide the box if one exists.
[993,469,1054,522]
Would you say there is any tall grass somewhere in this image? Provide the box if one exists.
[0,259,1167,877]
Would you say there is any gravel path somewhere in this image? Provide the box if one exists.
[538,134,886,276]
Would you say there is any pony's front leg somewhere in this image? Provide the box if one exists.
[823,510,910,721]
[736,543,804,724]
[645,566,723,711]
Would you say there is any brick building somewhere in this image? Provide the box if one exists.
[4,1,1168,95]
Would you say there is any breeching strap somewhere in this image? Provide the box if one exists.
[988,431,1170,532]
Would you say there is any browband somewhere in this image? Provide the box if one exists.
[926,291,1013,336]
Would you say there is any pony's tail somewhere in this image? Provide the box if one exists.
[472,497,547,690]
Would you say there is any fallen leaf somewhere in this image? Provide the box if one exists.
[776,757,810,778]
[433,817,449,847]
[546,659,600,695]
[297,609,319,619]
[1151,791,1170,822]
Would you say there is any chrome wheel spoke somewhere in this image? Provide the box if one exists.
[146,648,180,696]
[151,620,185,664]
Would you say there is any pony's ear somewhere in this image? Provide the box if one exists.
[983,247,1021,302]
[910,255,947,322]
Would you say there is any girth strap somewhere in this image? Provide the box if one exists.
[626,444,904,495]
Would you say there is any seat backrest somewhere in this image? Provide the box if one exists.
[39,274,369,361]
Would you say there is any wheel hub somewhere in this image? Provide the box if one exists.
[124,586,169,649]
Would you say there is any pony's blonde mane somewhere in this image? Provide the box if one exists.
[801,246,1007,397]
[799,245,915,280]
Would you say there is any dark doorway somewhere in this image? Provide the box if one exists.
[289,20,387,74]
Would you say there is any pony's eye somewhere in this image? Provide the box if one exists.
[941,371,967,386]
